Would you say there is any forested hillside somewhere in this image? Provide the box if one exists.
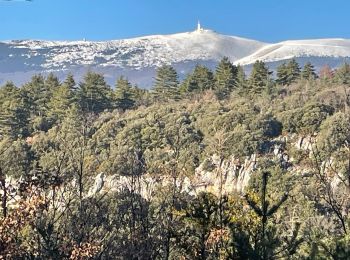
[1,58,350,259]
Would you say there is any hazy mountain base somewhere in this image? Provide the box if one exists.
[0,60,218,88]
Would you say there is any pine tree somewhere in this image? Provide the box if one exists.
[286,59,301,83]
[236,65,247,92]
[115,76,135,111]
[334,63,350,85]
[276,59,301,86]
[48,85,76,123]
[248,61,272,94]
[214,57,238,98]
[45,73,60,90]
[180,65,214,93]
[301,62,317,80]
[244,171,297,259]
[77,72,114,113]
[152,65,179,101]
[63,73,77,91]
[0,82,29,137]
[276,63,289,85]
[131,86,151,107]
[22,74,51,117]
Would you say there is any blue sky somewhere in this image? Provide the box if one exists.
[0,0,349,42]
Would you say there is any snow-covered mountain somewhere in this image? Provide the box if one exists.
[235,38,350,66]
[1,27,350,87]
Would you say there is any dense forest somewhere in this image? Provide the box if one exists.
[1,58,350,259]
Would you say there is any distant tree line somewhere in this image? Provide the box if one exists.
[1,58,350,139]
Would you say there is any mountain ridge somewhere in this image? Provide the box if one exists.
[1,28,350,87]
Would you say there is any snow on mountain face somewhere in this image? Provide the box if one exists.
[235,38,350,65]
[1,29,266,72]
[1,28,350,87]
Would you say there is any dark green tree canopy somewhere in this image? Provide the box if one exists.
[77,71,114,113]
[276,59,301,85]
[334,63,350,85]
[115,76,135,111]
[248,60,272,94]
[0,82,29,137]
[214,57,238,98]
[152,65,179,101]
[180,64,214,93]
[63,73,77,91]
[301,62,317,80]
[22,74,51,117]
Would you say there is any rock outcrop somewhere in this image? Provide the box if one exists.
[92,153,259,199]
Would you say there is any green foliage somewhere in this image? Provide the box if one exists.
[22,74,55,117]
[276,59,301,86]
[248,60,273,94]
[1,60,350,258]
[214,57,238,98]
[47,82,76,123]
[279,102,334,134]
[236,65,247,93]
[77,71,114,113]
[152,65,179,101]
[318,111,350,153]
[180,64,214,93]
[0,82,29,137]
[334,63,350,85]
[63,72,77,91]
[177,192,219,259]
[301,62,317,80]
[114,76,135,111]
[0,137,30,178]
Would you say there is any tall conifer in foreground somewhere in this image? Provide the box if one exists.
[214,57,238,98]
[152,65,179,101]
[77,72,114,113]
[301,62,317,80]
[115,76,135,111]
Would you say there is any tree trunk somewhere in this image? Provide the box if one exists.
[0,168,7,218]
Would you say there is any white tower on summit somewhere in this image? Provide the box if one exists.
[197,20,202,31]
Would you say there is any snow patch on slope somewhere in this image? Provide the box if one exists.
[235,38,350,65]
[2,30,267,71]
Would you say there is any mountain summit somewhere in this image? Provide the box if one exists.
[1,27,350,86]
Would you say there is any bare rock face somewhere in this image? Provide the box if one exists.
[90,154,259,200]
[295,135,316,153]
[192,154,257,195]
[85,135,340,200]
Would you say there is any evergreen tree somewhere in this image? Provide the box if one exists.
[115,76,135,111]
[214,57,238,98]
[152,65,179,100]
[334,63,350,85]
[276,63,289,86]
[248,61,272,94]
[22,74,51,117]
[77,72,114,113]
[236,65,247,92]
[301,62,317,80]
[180,65,214,93]
[63,73,77,91]
[0,82,29,137]
[47,84,76,123]
[45,73,60,90]
[286,59,301,83]
[276,59,301,85]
